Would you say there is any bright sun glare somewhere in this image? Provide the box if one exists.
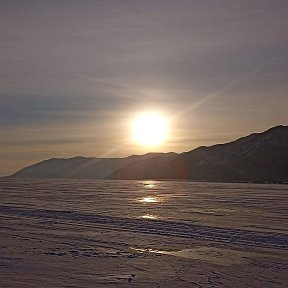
[132,112,168,146]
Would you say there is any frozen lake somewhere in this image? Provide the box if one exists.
[0,178,287,287]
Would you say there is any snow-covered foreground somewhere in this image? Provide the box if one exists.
[0,179,287,287]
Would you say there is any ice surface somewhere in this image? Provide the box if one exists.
[0,178,287,287]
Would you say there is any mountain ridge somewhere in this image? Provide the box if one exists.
[11,125,288,183]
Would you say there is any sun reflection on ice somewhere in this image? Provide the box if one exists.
[143,180,156,189]
[141,214,158,219]
[139,196,158,203]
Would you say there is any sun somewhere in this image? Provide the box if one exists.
[132,112,168,146]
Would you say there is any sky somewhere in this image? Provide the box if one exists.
[1,0,288,176]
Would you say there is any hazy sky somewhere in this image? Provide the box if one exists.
[1,0,288,176]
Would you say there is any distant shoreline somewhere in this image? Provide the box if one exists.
[2,176,287,185]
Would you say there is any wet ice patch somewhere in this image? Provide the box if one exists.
[131,246,259,266]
